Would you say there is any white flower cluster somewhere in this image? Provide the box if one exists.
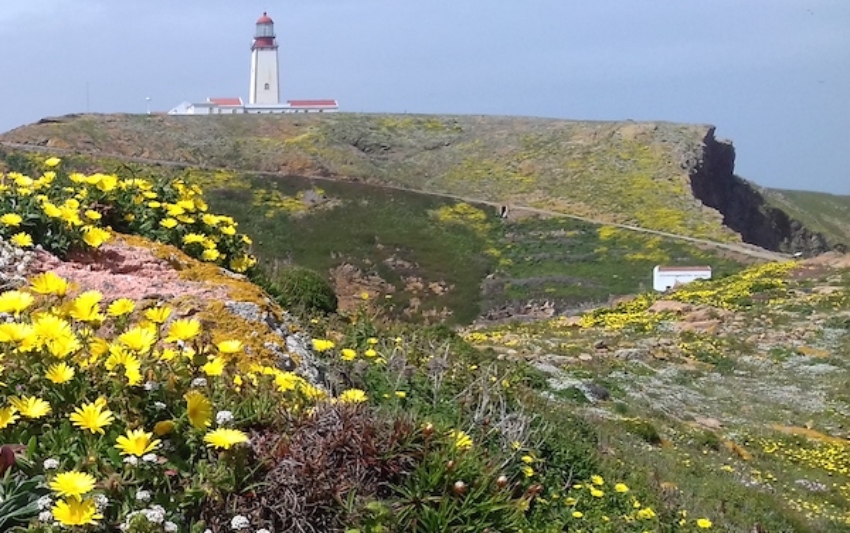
[191,377,208,387]
[120,504,166,530]
[37,495,53,510]
[42,458,60,470]
[231,514,251,530]
[216,410,234,425]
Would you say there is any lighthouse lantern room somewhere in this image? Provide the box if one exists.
[249,12,280,105]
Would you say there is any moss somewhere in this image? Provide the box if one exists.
[118,233,292,368]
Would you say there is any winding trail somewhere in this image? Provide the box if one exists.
[0,141,789,262]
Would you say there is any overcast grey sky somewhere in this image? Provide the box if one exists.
[1,0,848,194]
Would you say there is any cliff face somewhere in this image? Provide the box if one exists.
[688,128,835,256]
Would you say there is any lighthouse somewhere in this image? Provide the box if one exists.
[168,12,338,115]
[249,12,280,105]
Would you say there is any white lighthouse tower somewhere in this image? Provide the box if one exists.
[249,12,280,105]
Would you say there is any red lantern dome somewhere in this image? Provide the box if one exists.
[253,12,277,50]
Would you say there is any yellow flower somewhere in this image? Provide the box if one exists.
[182,233,206,244]
[201,248,221,262]
[311,339,335,352]
[154,420,175,436]
[10,396,51,418]
[521,465,534,477]
[69,398,114,434]
[229,255,256,273]
[30,271,69,297]
[591,475,604,486]
[10,232,33,247]
[0,406,19,430]
[41,202,62,218]
[216,340,243,354]
[107,298,135,317]
[82,226,111,248]
[340,348,357,361]
[0,290,35,314]
[521,455,535,464]
[45,362,75,384]
[44,157,62,168]
[0,322,34,343]
[166,318,201,342]
[52,497,102,526]
[696,518,712,529]
[159,218,178,229]
[614,483,630,493]
[156,348,177,361]
[69,291,104,323]
[204,428,249,449]
[115,428,160,457]
[590,488,604,498]
[201,356,226,376]
[49,471,96,499]
[144,305,172,324]
[636,507,657,520]
[364,348,377,358]
[118,326,157,354]
[394,390,406,399]
[220,225,237,236]
[572,511,583,518]
[184,390,212,429]
[338,388,367,404]
[449,429,473,451]
[0,213,23,227]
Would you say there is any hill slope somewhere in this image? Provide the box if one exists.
[1,112,842,254]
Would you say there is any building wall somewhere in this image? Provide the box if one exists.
[249,49,280,105]
[652,267,712,292]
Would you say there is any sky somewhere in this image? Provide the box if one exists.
[1,0,848,194]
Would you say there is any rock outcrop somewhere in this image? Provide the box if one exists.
[688,128,835,256]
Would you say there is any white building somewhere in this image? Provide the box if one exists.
[169,12,338,115]
[652,265,712,292]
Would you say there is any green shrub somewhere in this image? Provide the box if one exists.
[256,264,338,314]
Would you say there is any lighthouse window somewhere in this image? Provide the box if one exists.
[264,83,270,90]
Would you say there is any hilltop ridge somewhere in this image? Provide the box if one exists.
[1,112,845,255]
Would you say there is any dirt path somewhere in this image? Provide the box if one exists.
[0,141,789,262]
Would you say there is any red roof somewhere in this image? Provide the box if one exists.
[257,12,274,24]
[208,97,243,106]
[287,99,338,107]
[656,266,712,272]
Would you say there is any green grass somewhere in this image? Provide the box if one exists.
[0,149,751,326]
[762,187,850,248]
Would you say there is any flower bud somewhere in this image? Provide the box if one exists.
[453,480,467,495]
[496,475,509,488]
[422,423,434,437]
[446,460,456,471]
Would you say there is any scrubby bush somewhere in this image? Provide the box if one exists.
[257,263,338,315]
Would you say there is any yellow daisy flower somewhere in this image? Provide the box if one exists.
[30,271,69,297]
[69,398,115,434]
[115,428,160,457]
[49,471,96,499]
[52,497,103,526]
[45,362,75,384]
[203,428,249,450]
[9,396,51,418]
[184,390,212,429]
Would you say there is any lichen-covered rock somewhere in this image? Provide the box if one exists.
[27,232,327,386]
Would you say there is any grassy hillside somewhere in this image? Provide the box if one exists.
[762,187,850,249]
[0,147,750,324]
[466,255,850,531]
[0,113,740,242]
